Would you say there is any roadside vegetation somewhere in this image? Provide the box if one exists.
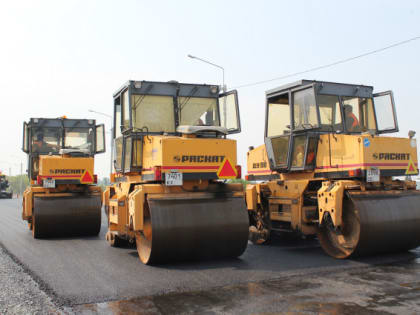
[6,175,29,195]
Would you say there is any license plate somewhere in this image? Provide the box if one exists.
[43,178,55,188]
[366,168,380,182]
[165,172,182,186]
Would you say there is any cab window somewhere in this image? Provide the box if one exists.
[267,93,290,137]
[318,95,342,132]
[293,88,318,130]
[178,97,219,126]
[31,128,61,154]
[131,95,175,133]
[342,97,376,133]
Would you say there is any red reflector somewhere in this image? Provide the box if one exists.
[245,175,249,181]
[235,165,242,179]
[93,175,98,184]
[218,159,237,178]
[37,176,41,185]
[81,171,94,183]
[154,166,162,181]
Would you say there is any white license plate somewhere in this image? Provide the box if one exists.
[165,172,183,186]
[43,178,55,188]
[366,168,380,182]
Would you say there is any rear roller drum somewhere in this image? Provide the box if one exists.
[31,210,42,239]
[135,195,249,265]
[318,191,420,258]
[32,194,102,238]
[136,203,153,264]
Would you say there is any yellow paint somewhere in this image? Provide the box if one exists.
[315,134,418,174]
[246,144,272,176]
[38,155,94,183]
[246,185,257,210]
[150,136,237,173]
[317,180,358,226]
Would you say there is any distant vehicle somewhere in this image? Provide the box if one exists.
[21,117,105,238]
[0,173,12,199]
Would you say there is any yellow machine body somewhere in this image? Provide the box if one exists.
[248,135,418,179]
[104,80,249,265]
[106,135,239,232]
[246,80,420,258]
[22,118,105,238]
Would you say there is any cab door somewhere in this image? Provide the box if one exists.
[264,92,291,171]
[265,84,319,172]
[218,90,241,134]
[95,124,106,154]
[288,85,319,171]
[373,91,399,134]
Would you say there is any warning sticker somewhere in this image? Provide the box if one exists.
[217,158,237,179]
[80,170,94,183]
[405,159,418,175]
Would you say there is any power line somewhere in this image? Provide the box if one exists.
[232,35,420,89]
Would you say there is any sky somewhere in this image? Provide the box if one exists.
[0,0,419,179]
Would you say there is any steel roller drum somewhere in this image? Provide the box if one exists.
[32,194,101,238]
[318,190,420,258]
[136,193,249,265]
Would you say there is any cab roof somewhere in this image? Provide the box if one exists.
[266,80,374,99]
[113,80,220,99]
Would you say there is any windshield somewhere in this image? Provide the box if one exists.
[132,95,175,132]
[131,94,221,132]
[178,97,220,126]
[64,127,94,153]
[31,127,61,154]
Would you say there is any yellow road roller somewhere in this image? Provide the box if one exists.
[103,80,249,265]
[22,117,105,238]
[246,80,420,258]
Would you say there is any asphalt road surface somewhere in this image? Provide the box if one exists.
[0,198,418,306]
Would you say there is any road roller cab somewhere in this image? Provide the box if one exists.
[104,80,249,264]
[246,80,420,258]
[21,117,105,238]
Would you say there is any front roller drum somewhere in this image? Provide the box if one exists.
[32,194,101,238]
[318,191,420,258]
[136,195,249,265]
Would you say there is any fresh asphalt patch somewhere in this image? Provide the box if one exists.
[0,199,418,306]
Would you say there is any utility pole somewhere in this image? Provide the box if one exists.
[187,54,228,126]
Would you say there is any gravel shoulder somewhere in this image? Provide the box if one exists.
[0,245,62,314]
